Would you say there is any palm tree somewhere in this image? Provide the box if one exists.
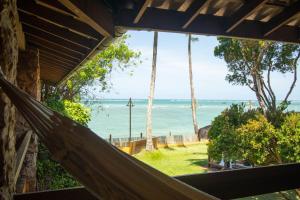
[146,31,158,151]
[188,34,199,136]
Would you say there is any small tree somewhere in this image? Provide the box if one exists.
[214,38,300,124]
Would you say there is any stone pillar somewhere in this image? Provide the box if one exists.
[15,48,40,193]
[0,0,19,199]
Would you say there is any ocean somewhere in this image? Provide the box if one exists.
[87,99,300,139]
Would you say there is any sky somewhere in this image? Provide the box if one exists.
[101,30,300,100]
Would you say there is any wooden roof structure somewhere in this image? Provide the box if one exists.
[17,0,300,85]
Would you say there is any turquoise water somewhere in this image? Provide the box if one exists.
[87,99,300,139]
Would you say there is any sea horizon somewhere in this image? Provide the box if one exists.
[87,99,300,139]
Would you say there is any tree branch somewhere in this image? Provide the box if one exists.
[283,50,300,102]
[267,64,276,104]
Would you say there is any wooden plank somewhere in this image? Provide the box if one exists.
[27,42,81,61]
[14,131,32,185]
[39,53,76,67]
[13,163,300,200]
[225,0,268,33]
[264,1,300,36]
[134,0,153,23]
[115,7,300,44]
[16,21,25,50]
[182,0,211,29]
[17,0,101,41]
[35,0,76,17]
[25,33,85,56]
[39,50,78,65]
[23,25,89,54]
[158,0,171,9]
[178,0,194,12]
[39,56,74,70]
[58,0,114,37]
[176,163,300,199]
[19,12,96,49]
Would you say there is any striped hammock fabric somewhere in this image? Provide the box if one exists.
[0,74,217,200]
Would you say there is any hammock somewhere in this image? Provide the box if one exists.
[0,74,217,200]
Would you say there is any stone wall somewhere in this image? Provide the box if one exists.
[15,48,40,193]
[0,0,19,199]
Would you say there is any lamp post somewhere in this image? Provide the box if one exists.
[127,98,134,142]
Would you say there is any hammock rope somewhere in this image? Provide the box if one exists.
[0,73,217,200]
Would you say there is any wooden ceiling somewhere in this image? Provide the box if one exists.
[17,0,300,84]
[17,0,113,84]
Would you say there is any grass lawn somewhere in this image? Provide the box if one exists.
[134,143,208,176]
[134,142,299,200]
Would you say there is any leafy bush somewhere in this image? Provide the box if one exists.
[236,115,280,165]
[278,113,300,163]
[208,104,258,164]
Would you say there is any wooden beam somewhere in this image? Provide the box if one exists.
[57,0,113,37]
[158,0,171,9]
[264,1,300,36]
[39,50,78,65]
[176,163,300,199]
[134,0,153,23]
[23,25,89,54]
[14,131,32,185]
[19,12,96,49]
[39,64,68,73]
[39,56,74,70]
[115,7,300,44]
[35,0,76,17]
[178,0,194,12]
[182,0,210,29]
[39,53,76,67]
[28,42,81,61]
[225,0,268,33]
[17,0,101,41]
[13,164,300,200]
[25,32,85,56]
[16,21,26,50]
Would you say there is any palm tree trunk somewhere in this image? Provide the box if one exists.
[188,34,199,136]
[146,31,158,151]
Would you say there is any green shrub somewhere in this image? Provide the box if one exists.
[208,104,259,164]
[237,115,280,165]
[278,113,300,162]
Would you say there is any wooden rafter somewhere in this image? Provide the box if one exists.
[23,27,88,59]
[39,50,78,65]
[28,41,81,61]
[18,0,101,41]
[35,0,76,17]
[40,53,76,67]
[19,12,96,49]
[57,0,113,37]
[264,1,300,36]
[158,0,171,9]
[39,56,74,69]
[25,32,85,56]
[182,0,211,29]
[178,0,194,12]
[116,7,299,44]
[225,0,268,33]
[134,0,153,23]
